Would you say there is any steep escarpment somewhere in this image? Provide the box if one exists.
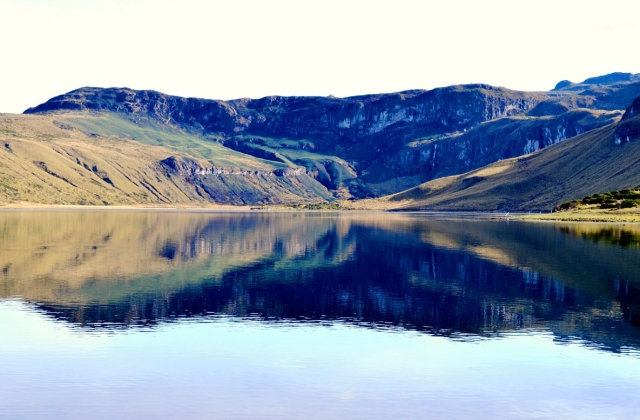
[25,85,544,140]
[158,156,330,205]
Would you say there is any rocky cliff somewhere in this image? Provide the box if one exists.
[370,106,640,212]
[614,96,640,145]
[159,155,308,177]
[391,109,622,181]
[25,85,545,140]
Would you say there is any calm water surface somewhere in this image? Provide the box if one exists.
[1,211,639,419]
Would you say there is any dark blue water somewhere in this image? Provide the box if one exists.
[1,211,639,419]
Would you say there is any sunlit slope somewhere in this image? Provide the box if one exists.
[367,115,640,211]
[0,113,331,205]
[0,113,187,205]
[58,112,282,170]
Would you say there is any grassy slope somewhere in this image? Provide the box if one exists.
[0,113,187,205]
[354,115,640,211]
[0,113,331,206]
[60,112,283,170]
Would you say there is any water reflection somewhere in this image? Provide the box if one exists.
[1,211,639,353]
[557,224,640,248]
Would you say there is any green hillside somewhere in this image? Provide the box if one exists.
[59,112,284,170]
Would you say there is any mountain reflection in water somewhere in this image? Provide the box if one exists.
[1,211,639,353]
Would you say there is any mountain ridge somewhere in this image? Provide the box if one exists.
[4,72,639,208]
[25,73,640,198]
[23,83,550,198]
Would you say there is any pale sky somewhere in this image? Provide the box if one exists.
[1,0,639,113]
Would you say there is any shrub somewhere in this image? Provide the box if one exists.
[583,195,604,204]
[621,199,640,209]
[599,200,620,209]
[558,200,581,210]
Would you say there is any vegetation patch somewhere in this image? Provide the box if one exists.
[0,183,17,192]
[555,189,640,211]
[270,202,355,211]
[294,202,343,210]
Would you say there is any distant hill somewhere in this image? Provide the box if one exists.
[553,72,640,91]
[3,71,639,207]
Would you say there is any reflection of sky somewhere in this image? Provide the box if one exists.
[1,300,639,420]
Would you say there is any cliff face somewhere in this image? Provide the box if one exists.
[374,118,640,212]
[392,109,622,181]
[160,155,309,178]
[614,96,640,145]
[25,85,545,142]
[24,73,640,199]
[156,156,330,205]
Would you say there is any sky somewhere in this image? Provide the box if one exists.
[1,0,639,113]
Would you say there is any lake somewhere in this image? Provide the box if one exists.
[1,210,639,419]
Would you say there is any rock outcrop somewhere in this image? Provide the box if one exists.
[157,156,328,205]
[160,156,308,178]
[614,96,640,145]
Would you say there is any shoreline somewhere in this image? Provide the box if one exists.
[0,202,254,212]
[512,210,640,223]
[2,202,640,222]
